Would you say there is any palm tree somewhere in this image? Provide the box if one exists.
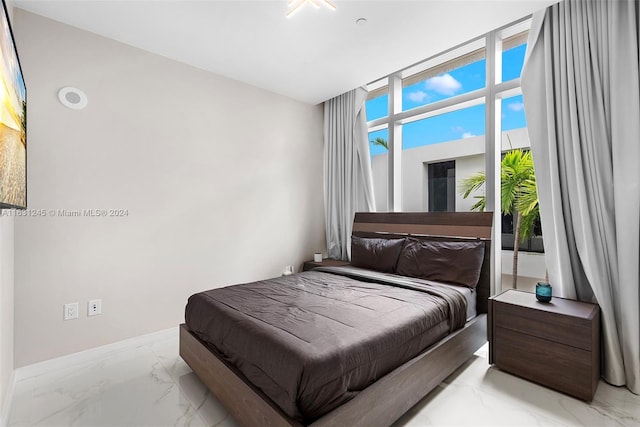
[459,148,539,289]
[370,137,388,150]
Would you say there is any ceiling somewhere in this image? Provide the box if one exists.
[14,0,558,105]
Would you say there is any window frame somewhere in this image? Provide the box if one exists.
[365,16,532,295]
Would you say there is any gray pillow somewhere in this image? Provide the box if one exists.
[395,238,485,288]
[350,236,406,273]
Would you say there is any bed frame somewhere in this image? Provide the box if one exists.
[180,212,493,427]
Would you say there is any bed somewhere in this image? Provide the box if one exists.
[180,212,493,427]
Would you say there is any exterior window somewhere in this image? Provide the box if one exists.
[363,19,542,291]
[501,32,527,82]
[401,104,485,212]
[500,96,542,254]
[368,128,388,212]
[402,51,485,112]
[428,161,456,212]
[366,93,388,121]
[402,104,485,148]
[502,214,544,252]
[502,94,527,132]
[499,82,544,288]
[365,79,389,122]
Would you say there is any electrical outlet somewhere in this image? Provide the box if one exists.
[88,299,102,316]
[64,302,79,320]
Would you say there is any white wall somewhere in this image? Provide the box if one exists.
[371,155,388,211]
[12,10,325,367]
[0,0,16,414]
[455,155,485,212]
[502,250,546,279]
[0,215,14,414]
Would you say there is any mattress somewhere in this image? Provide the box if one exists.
[457,283,477,321]
[185,266,469,423]
[326,266,478,321]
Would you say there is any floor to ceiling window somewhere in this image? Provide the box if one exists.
[364,18,544,292]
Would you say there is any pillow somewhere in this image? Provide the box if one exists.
[350,236,406,273]
[395,238,485,288]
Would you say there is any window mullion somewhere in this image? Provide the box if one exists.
[388,74,402,211]
[485,30,502,296]
[395,90,486,125]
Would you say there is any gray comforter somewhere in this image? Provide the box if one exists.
[185,266,468,423]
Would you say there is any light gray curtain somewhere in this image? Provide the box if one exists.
[324,87,376,261]
[521,0,640,393]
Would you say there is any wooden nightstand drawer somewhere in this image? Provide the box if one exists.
[494,302,593,351]
[494,326,593,400]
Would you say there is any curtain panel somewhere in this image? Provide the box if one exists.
[522,0,640,393]
[324,87,376,261]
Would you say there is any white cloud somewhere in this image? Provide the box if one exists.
[425,73,462,96]
[454,126,475,139]
[407,90,429,103]
[508,102,525,112]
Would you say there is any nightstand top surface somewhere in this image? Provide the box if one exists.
[492,289,598,319]
[310,258,349,266]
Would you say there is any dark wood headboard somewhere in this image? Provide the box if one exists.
[352,212,493,314]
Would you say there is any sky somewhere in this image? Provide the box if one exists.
[367,43,527,156]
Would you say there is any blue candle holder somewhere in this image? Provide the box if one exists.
[536,282,552,302]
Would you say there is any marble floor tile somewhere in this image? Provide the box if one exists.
[394,345,640,427]
[149,335,233,426]
[8,329,230,427]
[8,332,640,427]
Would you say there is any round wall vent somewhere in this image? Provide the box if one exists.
[58,87,88,110]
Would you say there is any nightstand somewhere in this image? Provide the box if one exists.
[488,289,600,401]
[302,258,349,271]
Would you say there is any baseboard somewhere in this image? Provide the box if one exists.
[15,326,177,383]
[0,370,16,427]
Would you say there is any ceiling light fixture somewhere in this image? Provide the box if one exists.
[286,0,336,18]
